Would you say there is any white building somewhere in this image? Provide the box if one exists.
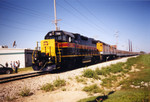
[0,48,33,68]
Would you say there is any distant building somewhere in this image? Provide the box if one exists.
[0,48,33,68]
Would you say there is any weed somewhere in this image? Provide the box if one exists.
[68,77,73,80]
[83,84,102,94]
[82,69,99,79]
[101,75,117,88]
[53,78,66,87]
[110,63,124,73]
[41,83,54,92]
[76,76,86,83]
[95,68,104,75]
[101,78,112,88]
[19,87,31,97]
[62,88,66,91]
[98,67,111,76]
[5,96,16,101]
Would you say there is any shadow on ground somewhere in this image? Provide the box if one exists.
[86,91,115,102]
[50,62,97,74]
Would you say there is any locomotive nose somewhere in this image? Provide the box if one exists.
[41,39,56,57]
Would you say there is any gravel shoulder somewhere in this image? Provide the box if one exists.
[0,56,135,102]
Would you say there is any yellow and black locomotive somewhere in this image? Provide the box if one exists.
[32,30,137,71]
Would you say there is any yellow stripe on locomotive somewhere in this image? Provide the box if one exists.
[96,42,103,52]
[41,39,56,57]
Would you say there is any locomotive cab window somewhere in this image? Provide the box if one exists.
[45,31,67,42]
[62,35,67,42]
[45,31,75,43]
[67,36,74,43]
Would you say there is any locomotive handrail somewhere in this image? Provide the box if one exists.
[57,43,62,63]
[32,50,35,63]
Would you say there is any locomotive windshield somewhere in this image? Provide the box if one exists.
[45,31,64,41]
[45,31,74,42]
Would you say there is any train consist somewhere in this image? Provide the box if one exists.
[32,30,138,71]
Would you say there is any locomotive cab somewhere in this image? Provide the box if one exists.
[32,30,75,71]
[45,31,75,43]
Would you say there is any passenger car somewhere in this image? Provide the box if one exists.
[0,64,13,74]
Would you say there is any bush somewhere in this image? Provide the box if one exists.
[83,84,102,93]
[83,69,99,79]
[53,78,66,87]
[76,76,86,83]
[19,87,31,97]
[95,63,124,77]
[110,63,124,73]
[41,83,54,92]
[95,68,103,75]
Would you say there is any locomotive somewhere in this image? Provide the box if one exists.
[32,30,138,71]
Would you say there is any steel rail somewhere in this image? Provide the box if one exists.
[0,71,49,84]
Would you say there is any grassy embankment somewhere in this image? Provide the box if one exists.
[78,55,150,102]
[17,67,33,73]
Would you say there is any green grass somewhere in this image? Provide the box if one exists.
[53,78,66,87]
[95,62,124,77]
[78,89,150,102]
[101,75,117,88]
[76,76,86,83]
[104,89,150,102]
[41,78,66,92]
[137,54,150,67]
[82,69,99,79]
[78,96,100,102]
[18,67,33,72]
[78,55,150,102]
[41,83,54,92]
[82,84,103,94]
[121,66,150,89]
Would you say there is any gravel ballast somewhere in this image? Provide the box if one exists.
[0,56,135,101]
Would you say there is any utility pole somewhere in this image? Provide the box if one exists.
[128,39,130,52]
[114,31,119,49]
[131,41,132,52]
[53,0,61,31]
[54,0,58,30]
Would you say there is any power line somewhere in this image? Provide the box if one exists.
[76,0,110,33]
[0,23,45,32]
[1,0,52,19]
[0,16,45,28]
[63,0,106,33]
[56,2,92,33]
[0,1,52,22]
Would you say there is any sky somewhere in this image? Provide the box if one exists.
[0,0,150,53]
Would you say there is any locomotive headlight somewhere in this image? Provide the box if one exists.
[35,58,37,60]
[49,57,51,60]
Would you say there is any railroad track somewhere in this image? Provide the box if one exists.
[0,71,49,84]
